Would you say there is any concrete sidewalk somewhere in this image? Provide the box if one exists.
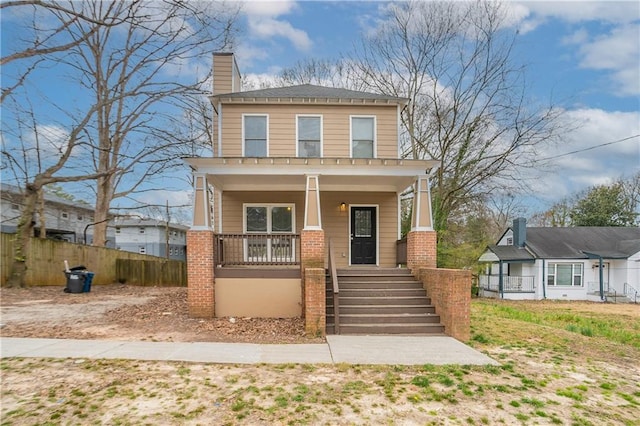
[0,336,497,365]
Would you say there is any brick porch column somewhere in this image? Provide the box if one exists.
[407,230,437,272]
[187,230,215,318]
[301,229,325,336]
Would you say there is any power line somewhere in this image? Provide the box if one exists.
[537,134,640,162]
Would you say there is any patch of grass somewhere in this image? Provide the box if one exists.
[556,387,585,402]
[411,375,431,388]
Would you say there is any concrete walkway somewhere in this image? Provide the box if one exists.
[0,336,497,365]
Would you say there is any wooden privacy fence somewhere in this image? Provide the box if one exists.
[1,233,186,287]
[115,259,186,287]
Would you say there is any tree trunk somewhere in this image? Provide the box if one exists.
[92,174,114,246]
[6,185,37,288]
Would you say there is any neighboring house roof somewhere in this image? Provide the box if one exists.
[483,226,640,261]
[480,245,535,262]
[212,84,408,104]
[1,183,94,212]
[115,218,189,231]
[525,227,640,259]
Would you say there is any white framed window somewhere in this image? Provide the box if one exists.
[61,212,68,219]
[350,116,376,158]
[297,115,322,157]
[139,227,145,234]
[243,114,268,157]
[547,263,583,287]
[115,227,121,234]
[139,246,146,254]
[506,237,513,245]
[243,204,295,262]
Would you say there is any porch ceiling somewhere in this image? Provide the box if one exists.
[184,157,440,192]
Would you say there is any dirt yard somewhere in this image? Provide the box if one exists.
[2,285,639,425]
[0,284,322,344]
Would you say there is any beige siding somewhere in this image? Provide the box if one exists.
[215,278,301,317]
[220,104,399,158]
[221,190,399,268]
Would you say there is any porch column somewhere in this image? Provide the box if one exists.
[302,175,325,336]
[187,173,215,318]
[407,175,437,272]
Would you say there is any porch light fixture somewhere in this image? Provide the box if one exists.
[340,202,347,212]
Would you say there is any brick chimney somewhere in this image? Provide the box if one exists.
[212,52,241,95]
[513,217,526,248]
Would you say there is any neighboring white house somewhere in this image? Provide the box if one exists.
[478,218,640,303]
[0,183,116,246]
[114,217,188,261]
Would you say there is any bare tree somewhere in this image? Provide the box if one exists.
[344,1,564,233]
[0,0,127,103]
[43,0,239,246]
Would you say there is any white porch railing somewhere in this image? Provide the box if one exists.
[479,275,535,293]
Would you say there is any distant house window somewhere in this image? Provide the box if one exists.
[547,263,583,287]
[139,227,145,234]
[351,116,375,158]
[77,215,83,221]
[169,247,174,255]
[115,227,121,234]
[11,204,19,210]
[297,115,322,157]
[506,237,513,245]
[243,114,268,157]
[61,212,68,219]
[139,247,146,254]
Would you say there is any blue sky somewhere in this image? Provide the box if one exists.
[1,0,639,218]
[233,0,639,208]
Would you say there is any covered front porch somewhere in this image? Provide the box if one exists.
[183,156,440,334]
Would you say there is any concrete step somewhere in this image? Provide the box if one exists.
[336,280,423,288]
[326,304,437,315]
[331,313,441,324]
[339,288,427,298]
[326,323,445,335]
[336,296,432,305]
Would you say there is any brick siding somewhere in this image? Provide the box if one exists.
[407,230,437,272]
[186,230,215,318]
[301,229,326,336]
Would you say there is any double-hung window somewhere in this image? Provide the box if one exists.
[547,263,583,286]
[244,204,295,263]
[351,116,375,158]
[297,115,322,157]
[243,114,268,157]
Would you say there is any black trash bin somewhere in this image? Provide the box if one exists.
[65,271,86,293]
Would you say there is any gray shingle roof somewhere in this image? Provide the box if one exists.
[525,227,640,259]
[214,84,407,103]
[485,245,535,262]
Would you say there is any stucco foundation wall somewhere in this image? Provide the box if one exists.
[215,278,302,318]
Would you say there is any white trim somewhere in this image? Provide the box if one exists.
[350,115,377,158]
[217,102,223,157]
[242,114,269,157]
[295,114,323,158]
[397,192,402,241]
[397,104,402,158]
[348,204,379,267]
[411,175,434,232]
[217,189,223,233]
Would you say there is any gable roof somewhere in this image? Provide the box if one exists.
[480,245,535,262]
[212,84,408,104]
[524,227,640,259]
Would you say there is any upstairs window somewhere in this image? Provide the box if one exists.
[351,116,375,158]
[243,114,268,157]
[297,115,322,158]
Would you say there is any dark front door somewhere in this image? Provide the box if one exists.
[351,206,376,265]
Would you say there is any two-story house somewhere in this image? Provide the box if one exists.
[114,217,188,261]
[184,53,445,336]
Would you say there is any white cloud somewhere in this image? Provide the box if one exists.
[240,0,312,52]
[26,124,70,156]
[534,108,640,202]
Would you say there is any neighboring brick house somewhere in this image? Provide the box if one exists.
[0,183,115,246]
[114,217,188,261]
[184,53,459,337]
